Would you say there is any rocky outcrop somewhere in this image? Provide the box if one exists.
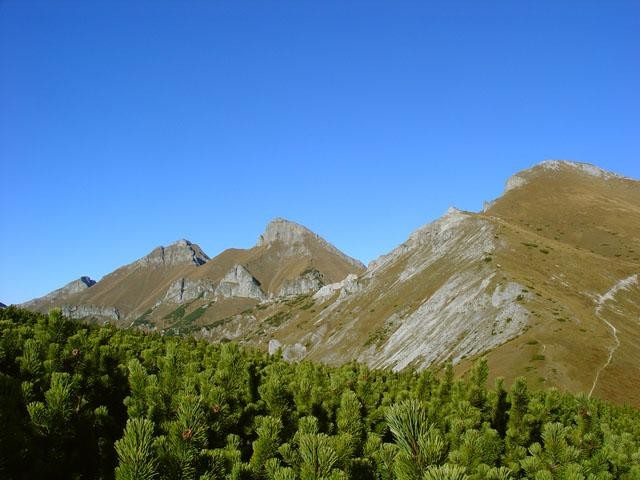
[539,159,629,179]
[67,276,96,292]
[313,273,360,301]
[367,207,490,278]
[362,275,529,371]
[136,239,209,268]
[162,278,216,303]
[268,339,307,362]
[277,269,325,297]
[504,160,632,194]
[215,265,267,301]
[258,218,311,247]
[0,302,6,309]
[61,304,120,321]
[307,206,523,371]
[504,174,528,193]
[257,218,365,270]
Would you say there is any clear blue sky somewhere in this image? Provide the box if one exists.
[1,1,639,304]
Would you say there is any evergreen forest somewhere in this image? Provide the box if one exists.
[1,307,639,480]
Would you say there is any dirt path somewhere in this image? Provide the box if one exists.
[588,274,638,398]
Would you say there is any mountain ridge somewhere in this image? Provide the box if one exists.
[19,159,640,405]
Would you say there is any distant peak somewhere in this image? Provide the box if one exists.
[256,217,365,270]
[20,275,95,307]
[537,159,627,179]
[169,239,193,247]
[504,159,633,193]
[257,218,312,246]
[139,239,209,267]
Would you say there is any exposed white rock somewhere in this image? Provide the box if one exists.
[258,218,311,247]
[321,205,532,371]
[505,174,528,193]
[539,160,629,179]
[62,304,120,321]
[214,265,267,301]
[283,343,307,362]
[504,160,631,194]
[268,339,282,355]
[313,273,360,301]
[364,272,528,371]
[278,269,325,297]
[162,278,217,303]
[368,207,494,283]
[482,200,496,212]
[136,239,209,268]
[267,338,307,361]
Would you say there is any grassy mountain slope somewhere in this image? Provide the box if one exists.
[20,160,639,406]
[224,161,639,406]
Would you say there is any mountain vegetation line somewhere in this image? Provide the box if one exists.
[588,275,638,398]
[1,307,640,480]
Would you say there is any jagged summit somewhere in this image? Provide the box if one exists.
[170,239,194,247]
[257,217,366,270]
[256,218,313,247]
[138,239,209,267]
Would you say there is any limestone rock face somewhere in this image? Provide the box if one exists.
[267,339,306,362]
[313,273,360,301]
[62,304,120,321]
[67,276,97,293]
[504,160,632,194]
[362,274,529,371]
[268,339,282,355]
[539,159,630,179]
[282,343,307,362]
[137,239,209,268]
[163,278,216,303]
[367,207,486,277]
[214,265,267,301]
[505,174,528,193]
[257,218,310,247]
[278,269,325,297]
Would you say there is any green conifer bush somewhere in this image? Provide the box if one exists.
[0,306,639,479]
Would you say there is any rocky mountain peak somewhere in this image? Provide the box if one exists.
[504,160,631,194]
[54,276,96,295]
[170,239,193,247]
[257,218,312,247]
[138,239,209,267]
[537,159,627,179]
[19,275,96,309]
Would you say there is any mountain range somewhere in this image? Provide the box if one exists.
[20,160,640,406]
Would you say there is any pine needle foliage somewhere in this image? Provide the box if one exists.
[114,417,158,480]
[1,306,640,480]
